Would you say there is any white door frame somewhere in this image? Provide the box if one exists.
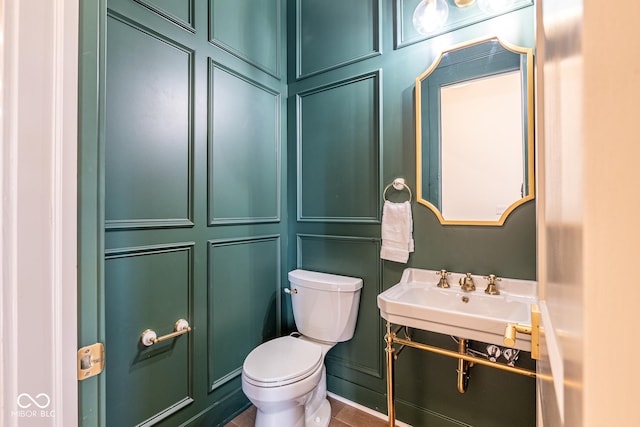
[1,0,79,425]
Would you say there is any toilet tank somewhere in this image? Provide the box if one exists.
[287,269,363,343]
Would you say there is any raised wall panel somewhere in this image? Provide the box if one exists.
[105,15,193,229]
[395,0,533,49]
[105,243,194,426]
[209,63,281,225]
[134,0,195,31]
[210,0,280,78]
[287,3,537,427]
[297,71,381,223]
[296,0,381,79]
[208,236,281,390]
[297,234,382,378]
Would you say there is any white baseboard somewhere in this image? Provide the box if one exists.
[327,392,412,427]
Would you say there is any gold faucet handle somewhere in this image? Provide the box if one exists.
[483,274,501,295]
[436,269,450,278]
[483,274,501,284]
[436,270,451,288]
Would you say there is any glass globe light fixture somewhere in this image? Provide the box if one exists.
[477,0,515,14]
[453,0,476,7]
[412,0,449,35]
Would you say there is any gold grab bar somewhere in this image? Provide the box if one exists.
[140,319,191,347]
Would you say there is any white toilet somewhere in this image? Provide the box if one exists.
[241,269,363,427]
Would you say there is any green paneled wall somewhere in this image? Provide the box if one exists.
[208,237,281,391]
[105,15,193,229]
[297,235,383,383]
[84,0,288,426]
[295,0,380,78]
[288,1,536,426]
[105,244,194,426]
[133,0,194,29]
[81,0,537,425]
[396,0,533,48]
[210,0,281,77]
[297,71,381,222]
[209,63,281,224]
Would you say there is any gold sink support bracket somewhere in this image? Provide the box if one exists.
[384,304,540,426]
[384,322,396,427]
[456,338,472,393]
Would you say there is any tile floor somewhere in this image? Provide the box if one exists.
[224,396,390,427]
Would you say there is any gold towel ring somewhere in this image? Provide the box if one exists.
[383,178,412,202]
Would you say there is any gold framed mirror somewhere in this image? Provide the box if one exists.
[415,36,534,226]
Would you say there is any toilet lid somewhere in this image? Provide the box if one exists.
[243,336,323,386]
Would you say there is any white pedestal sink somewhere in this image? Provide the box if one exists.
[377,268,537,351]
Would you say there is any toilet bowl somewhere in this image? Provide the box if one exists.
[241,269,362,427]
[242,336,328,427]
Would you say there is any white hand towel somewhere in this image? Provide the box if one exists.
[380,201,414,263]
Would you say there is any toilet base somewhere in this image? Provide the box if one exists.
[305,398,331,427]
[255,404,306,427]
[253,397,331,427]
[251,368,332,427]
[304,367,330,427]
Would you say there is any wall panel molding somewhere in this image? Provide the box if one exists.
[296,234,383,379]
[105,241,195,258]
[395,0,533,49]
[209,0,281,78]
[133,0,195,32]
[104,242,195,426]
[106,218,195,230]
[105,12,195,230]
[208,61,281,225]
[208,235,282,391]
[296,0,381,79]
[297,70,382,223]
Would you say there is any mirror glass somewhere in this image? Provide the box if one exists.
[415,37,534,226]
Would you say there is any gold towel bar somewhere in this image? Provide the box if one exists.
[140,319,191,347]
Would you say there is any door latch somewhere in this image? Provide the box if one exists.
[77,343,104,381]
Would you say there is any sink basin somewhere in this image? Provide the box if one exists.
[377,268,537,351]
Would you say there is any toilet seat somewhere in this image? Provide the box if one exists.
[243,336,323,388]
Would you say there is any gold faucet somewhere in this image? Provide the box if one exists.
[483,274,501,295]
[436,270,451,288]
[459,273,475,292]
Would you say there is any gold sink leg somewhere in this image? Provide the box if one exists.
[457,338,472,393]
[385,322,396,427]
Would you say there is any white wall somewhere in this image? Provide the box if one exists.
[582,0,640,425]
[0,0,78,426]
[537,0,640,425]
[536,2,584,425]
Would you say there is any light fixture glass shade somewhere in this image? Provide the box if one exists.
[453,0,476,7]
[412,0,449,35]
[477,0,515,14]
